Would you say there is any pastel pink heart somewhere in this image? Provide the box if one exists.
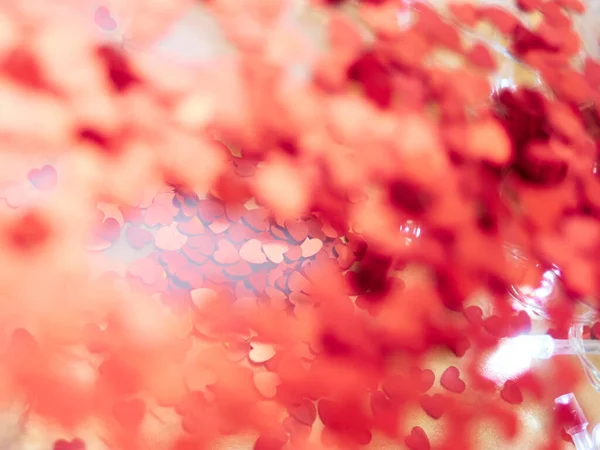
[155,224,187,251]
[94,6,117,31]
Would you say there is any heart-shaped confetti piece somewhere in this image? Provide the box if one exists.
[500,380,523,404]
[405,426,430,450]
[419,394,448,419]
[410,367,435,393]
[214,239,240,265]
[300,237,323,258]
[125,226,153,249]
[249,342,276,364]
[440,366,466,393]
[27,165,57,190]
[254,371,281,398]
[94,6,117,31]
[285,219,308,243]
[155,223,188,251]
[263,241,288,264]
[240,239,267,264]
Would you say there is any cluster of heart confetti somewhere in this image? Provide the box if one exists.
[1,0,600,449]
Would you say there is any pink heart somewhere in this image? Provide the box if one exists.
[94,6,117,31]
[27,165,58,190]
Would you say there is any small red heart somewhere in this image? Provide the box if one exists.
[404,426,430,450]
[440,366,466,393]
[450,336,471,357]
[113,398,146,428]
[463,305,483,326]
[419,394,448,419]
[500,380,523,404]
[27,165,57,190]
[410,367,435,393]
[288,399,317,425]
[53,438,86,450]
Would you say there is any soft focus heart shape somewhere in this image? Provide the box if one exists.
[27,165,57,190]
[404,426,430,450]
[410,367,435,393]
[419,394,448,419]
[500,380,523,404]
[214,239,240,265]
[240,239,267,264]
[113,398,146,428]
[300,237,323,258]
[125,226,153,249]
[95,6,117,31]
[288,399,317,425]
[440,366,466,393]
[284,219,308,242]
[263,241,288,264]
[53,438,86,450]
[155,223,188,251]
[253,371,281,398]
[249,342,276,363]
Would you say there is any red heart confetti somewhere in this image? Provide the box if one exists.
[419,394,448,419]
[500,380,524,404]
[440,366,466,393]
[405,426,430,450]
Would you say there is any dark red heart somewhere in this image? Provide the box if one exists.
[500,380,523,404]
[440,366,466,393]
[419,394,448,419]
[410,367,435,393]
[404,426,430,450]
